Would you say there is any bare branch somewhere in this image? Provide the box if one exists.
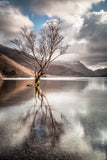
[10,20,68,83]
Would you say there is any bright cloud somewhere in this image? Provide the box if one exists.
[18,0,104,19]
[10,0,105,23]
[0,1,33,43]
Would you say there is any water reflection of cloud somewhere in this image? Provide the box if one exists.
[59,118,105,160]
[44,78,107,160]
[0,108,31,152]
[84,78,107,91]
[0,78,107,160]
[0,99,36,152]
[0,80,35,108]
[46,91,88,118]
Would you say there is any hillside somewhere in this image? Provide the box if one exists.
[51,61,94,77]
[0,45,106,78]
[0,52,34,78]
[64,61,94,76]
[0,45,89,78]
[0,45,35,70]
[94,68,107,77]
[47,63,84,76]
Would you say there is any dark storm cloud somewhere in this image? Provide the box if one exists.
[77,10,107,67]
[78,11,107,53]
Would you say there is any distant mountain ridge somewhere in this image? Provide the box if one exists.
[53,60,94,76]
[0,45,107,78]
[94,68,107,77]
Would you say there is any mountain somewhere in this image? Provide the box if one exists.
[0,45,106,77]
[0,45,34,78]
[0,45,35,70]
[51,60,94,77]
[94,68,107,77]
[0,53,34,78]
[48,63,86,76]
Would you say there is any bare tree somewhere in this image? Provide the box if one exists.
[11,20,68,85]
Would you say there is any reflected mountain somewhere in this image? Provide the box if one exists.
[41,79,88,92]
[0,79,3,88]
[0,79,88,108]
[0,80,34,107]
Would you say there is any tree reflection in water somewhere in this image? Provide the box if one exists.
[3,85,75,160]
[24,85,65,148]
[0,84,82,160]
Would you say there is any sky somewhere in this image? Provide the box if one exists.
[0,0,107,69]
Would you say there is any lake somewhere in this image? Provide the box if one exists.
[0,77,107,160]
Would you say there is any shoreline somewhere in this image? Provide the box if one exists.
[0,76,107,81]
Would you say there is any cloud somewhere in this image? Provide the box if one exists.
[33,0,104,20]
[78,10,107,44]
[10,0,104,46]
[24,0,106,69]
[77,10,107,68]
[40,8,107,69]
[0,1,33,43]
[11,0,105,24]
[0,0,106,69]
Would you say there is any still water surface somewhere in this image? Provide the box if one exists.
[0,77,107,160]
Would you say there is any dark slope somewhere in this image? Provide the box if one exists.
[0,45,34,70]
[1,45,106,77]
[94,68,107,77]
[0,52,34,78]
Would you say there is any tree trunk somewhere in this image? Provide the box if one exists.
[34,71,40,86]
